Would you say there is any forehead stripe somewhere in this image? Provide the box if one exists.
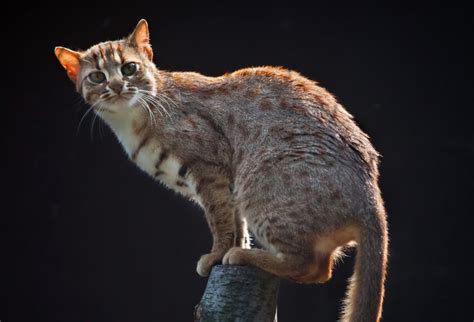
[112,43,122,64]
[97,47,106,69]
[107,42,114,54]
[97,55,104,69]
[99,45,107,60]
[106,42,116,63]
[91,52,100,70]
[117,42,126,63]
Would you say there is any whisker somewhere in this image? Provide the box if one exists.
[90,105,99,141]
[144,100,158,127]
[138,91,162,112]
[144,97,160,127]
[158,93,179,108]
[152,96,173,119]
[145,99,169,122]
[153,92,178,115]
[77,101,100,136]
[139,89,178,108]
[89,101,105,141]
[97,104,106,141]
[147,100,158,127]
[139,92,172,119]
[142,95,168,119]
[137,97,157,127]
[73,95,86,110]
[135,99,149,123]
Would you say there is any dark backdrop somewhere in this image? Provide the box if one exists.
[4,3,473,322]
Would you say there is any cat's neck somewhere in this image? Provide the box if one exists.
[98,103,147,156]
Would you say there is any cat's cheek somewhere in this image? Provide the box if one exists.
[85,92,100,105]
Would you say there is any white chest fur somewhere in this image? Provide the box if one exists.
[100,108,200,203]
[136,143,197,195]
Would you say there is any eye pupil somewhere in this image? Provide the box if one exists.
[89,72,105,83]
[122,62,137,76]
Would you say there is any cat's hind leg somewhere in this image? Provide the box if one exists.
[222,246,334,284]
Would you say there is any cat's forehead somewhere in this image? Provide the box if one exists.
[81,40,140,67]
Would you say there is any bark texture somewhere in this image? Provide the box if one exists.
[195,265,280,322]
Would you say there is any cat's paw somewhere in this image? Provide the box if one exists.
[222,247,247,265]
[196,252,224,277]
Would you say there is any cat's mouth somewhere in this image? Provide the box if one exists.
[107,95,130,103]
[94,91,140,112]
[101,93,137,107]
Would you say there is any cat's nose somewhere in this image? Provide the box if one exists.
[109,82,123,94]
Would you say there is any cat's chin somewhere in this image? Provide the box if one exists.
[98,95,139,113]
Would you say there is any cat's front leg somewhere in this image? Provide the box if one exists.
[195,176,236,277]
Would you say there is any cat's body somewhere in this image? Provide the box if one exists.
[55,20,388,322]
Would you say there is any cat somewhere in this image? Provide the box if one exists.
[55,19,388,322]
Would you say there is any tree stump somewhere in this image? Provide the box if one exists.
[194,265,280,322]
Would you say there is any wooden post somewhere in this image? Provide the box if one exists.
[194,265,280,322]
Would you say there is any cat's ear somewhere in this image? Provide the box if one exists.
[129,19,153,60]
[54,47,81,83]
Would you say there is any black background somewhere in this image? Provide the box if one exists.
[4,3,473,322]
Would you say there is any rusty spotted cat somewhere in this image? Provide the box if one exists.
[55,19,388,322]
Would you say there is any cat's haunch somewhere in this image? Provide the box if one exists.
[55,19,388,322]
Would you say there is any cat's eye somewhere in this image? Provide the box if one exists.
[121,62,137,76]
[89,71,106,84]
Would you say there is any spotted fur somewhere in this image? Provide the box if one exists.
[55,19,388,322]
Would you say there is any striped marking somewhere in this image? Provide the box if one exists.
[113,44,122,63]
[91,52,100,70]
[131,134,151,160]
[178,165,188,178]
[155,150,168,169]
[176,180,188,187]
[155,155,198,197]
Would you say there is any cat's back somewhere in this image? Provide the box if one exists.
[220,66,379,176]
[228,66,337,109]
[169,66,379,178]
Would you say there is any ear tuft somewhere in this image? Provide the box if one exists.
[129,19,153,60]
[55,46,82,83]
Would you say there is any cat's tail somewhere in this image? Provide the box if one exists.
[341,208,388,322]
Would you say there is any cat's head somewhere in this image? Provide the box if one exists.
[55,19,157,112]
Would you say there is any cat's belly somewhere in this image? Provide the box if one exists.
[133,141,201,203]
